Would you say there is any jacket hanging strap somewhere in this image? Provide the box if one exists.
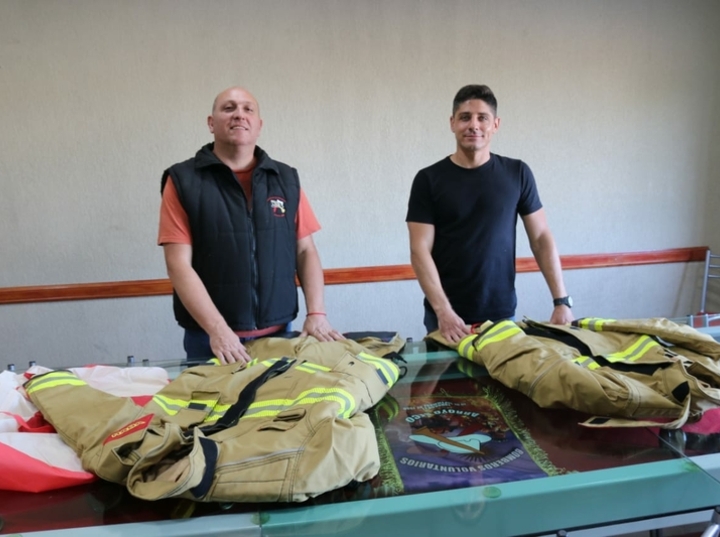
[182,357,294,500]
[198,356,294,436]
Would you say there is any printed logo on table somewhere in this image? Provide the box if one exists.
[376,383,564,494]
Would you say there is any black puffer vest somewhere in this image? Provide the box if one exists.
[161,144,299,331]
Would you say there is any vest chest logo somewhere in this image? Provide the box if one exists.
[268,196,287,217]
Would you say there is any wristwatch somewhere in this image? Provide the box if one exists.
[553,295,573,308]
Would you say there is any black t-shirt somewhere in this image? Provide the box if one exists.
[406,154,542,323]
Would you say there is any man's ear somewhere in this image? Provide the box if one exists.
[207,115,214,133]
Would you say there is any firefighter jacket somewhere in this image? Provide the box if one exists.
[428,317,720,429]
[24,335,404,503]
[161,143,300,331]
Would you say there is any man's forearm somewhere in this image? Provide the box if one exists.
[296,248,326,314]
[167,264,229,335]
[410,250,453,314]
[530,234,567,299]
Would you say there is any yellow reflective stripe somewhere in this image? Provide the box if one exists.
[605,336,659,363]
[203,356,281,368]
[263,395,350,417]
[152,394,185,415]
[152,394,188,407]
[378,397,399,419]
[202,402,232,423]
[456,358,474,376]
[577,318,616,331]
[295,363,332,374]
[154,394,218,414]
[202,413,221,424]
[571,337,659,369]
[153,395,196,414]
[25,372,87,394]
[241,357,281,368]
[242,387,356,419]
[357,352,400,385]
[572,355,601,370]
[457,335,479,359]
[475,321,523,353]
[27,371,81,382]
[301,362,331,372]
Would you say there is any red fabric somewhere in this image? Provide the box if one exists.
[683,407,720,434]
[131,394,153,406]
[17,411,56,433]
[0,442,95,493]
[0,410,56,433]
[1,364,170,494]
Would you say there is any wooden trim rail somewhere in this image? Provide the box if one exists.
[0,246,708,305]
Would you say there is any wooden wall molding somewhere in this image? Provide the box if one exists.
[0,246,708,305]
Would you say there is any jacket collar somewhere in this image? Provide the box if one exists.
[194,143,279,174]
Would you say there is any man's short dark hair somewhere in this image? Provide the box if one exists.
[452,85,497,116]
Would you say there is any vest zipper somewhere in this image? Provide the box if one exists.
[233,165,259,330]
[248,203,259,330]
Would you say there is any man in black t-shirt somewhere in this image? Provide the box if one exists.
[406,84,573,342]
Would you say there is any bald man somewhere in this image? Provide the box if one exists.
[158,87,343,364]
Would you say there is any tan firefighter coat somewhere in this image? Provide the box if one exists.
[428,317,720,428]
[24,335,404,502]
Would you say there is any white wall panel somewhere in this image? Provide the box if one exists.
[0,0,718,365]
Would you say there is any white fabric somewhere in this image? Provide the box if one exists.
[0,365,169,487]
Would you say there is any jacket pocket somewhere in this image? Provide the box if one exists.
[209,450,299,502]
[257,408,307,432]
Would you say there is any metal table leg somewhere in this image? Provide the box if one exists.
[701,507,720,537]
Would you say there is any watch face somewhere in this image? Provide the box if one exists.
[567,296,573,308]
[554,296,573,308]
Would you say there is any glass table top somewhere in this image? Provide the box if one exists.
[2,338,720,536]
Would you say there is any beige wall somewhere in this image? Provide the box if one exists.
[1,0,719,368]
